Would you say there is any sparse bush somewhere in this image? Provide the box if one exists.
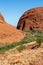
[36,36,43,43]
[0,30,43,53]
[32,36,43,49]
[36,36,43,47]
[17,45,26,52]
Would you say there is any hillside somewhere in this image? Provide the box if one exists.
[0,13,24,43]
[17,7,43,31]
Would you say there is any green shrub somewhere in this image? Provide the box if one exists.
[17,45,26,52]
[36,36,43,43]
[0,30,43,54]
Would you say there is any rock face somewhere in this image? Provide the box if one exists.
[0,13,24,43]
[17,7,43,31]
[0,13,6,23]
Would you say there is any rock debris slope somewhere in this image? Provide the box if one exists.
[0,47,43,65]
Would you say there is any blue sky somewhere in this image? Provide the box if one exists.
[0,0,43,26]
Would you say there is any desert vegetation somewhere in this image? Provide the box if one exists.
[0,30,43,53]
[17,44,26,52]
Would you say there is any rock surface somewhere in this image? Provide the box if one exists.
[0,13,24,43]
[17,7,43,31]
[0,46,43,65]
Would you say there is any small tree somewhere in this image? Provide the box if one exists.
[36,36,43,47]
[32,36,43,49]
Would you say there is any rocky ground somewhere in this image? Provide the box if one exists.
[0,43,43,65]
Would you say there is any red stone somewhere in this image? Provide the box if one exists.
[17,7,43,31]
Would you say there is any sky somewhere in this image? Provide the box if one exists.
[0,0,43,26]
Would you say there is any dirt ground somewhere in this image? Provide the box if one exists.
[0,44,43,65]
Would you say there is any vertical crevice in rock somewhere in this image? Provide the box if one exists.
[30,26,33,30]
[22,20,25,30]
